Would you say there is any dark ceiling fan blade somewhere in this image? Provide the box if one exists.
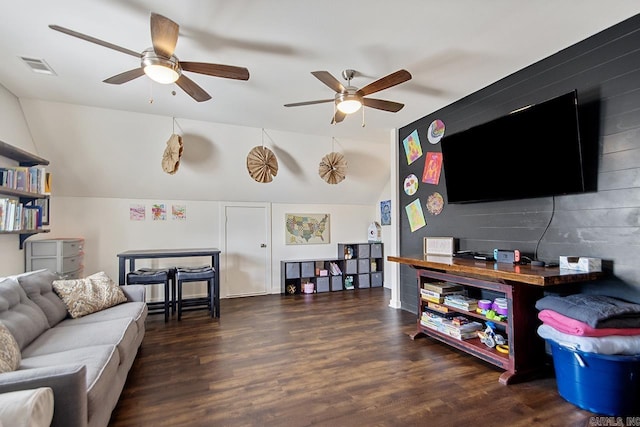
[284,99,334,107]
[103,68,146,84]
[150,13,179,58]
[362,97,405,112]
[49,25,140,58]
[181,62,250,80]
[311,71,345,93]
[176,75,212,102]
[357,69,412,97]
[331,110,347,124]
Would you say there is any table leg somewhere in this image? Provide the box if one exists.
[212,254,220,317]
[118,258,126,285]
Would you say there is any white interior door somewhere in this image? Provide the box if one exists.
[221,203,270,297]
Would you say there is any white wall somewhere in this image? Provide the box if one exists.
[1,96,398,301]
[0,84,39,275]
[48,197,376,300]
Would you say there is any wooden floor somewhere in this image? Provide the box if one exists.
[109,288,595,427]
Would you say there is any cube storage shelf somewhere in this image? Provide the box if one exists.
[281,242,383,295]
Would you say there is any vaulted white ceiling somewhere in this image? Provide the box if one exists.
[1,1,639,144]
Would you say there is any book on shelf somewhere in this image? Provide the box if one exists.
[427,301,452,313]
[422,306,456,319]
[422,281,464,294]
[444,294,479,311]
[0,166,48,194]
[0,198,44,231]
[329,262,342,275]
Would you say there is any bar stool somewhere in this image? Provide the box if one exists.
[126,268,174,322]
[175,266,217,320]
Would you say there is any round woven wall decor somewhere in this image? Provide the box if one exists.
[246,146,278,183]
[161,133,184,175]
[318,152,347,184]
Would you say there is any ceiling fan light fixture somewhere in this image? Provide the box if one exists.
[141,49,180,84]
[335,90,362,114]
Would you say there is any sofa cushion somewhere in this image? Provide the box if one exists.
[0,321,21,373]
[58,300,148,337]
[20,344,120,415]
[0,278,49,351]
[53,272,127,318]
[17,270,68,327]
[21,317,137,361]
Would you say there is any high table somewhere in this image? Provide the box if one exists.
[117,248,221,315]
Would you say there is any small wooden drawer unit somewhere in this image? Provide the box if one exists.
[25,238,84,279]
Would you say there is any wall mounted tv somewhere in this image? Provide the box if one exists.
[440,90,587,204]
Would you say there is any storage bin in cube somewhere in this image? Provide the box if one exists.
[548,340,640,416]
[358,274,370,288]
[371,272,383,287]
[301,261,315,277]
[357,244,370,258]
[330,275,343,291]
[316,277,330,293]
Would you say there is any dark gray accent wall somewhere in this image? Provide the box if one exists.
[398,14,640,313]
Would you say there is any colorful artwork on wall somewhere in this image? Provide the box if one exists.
[405,199,426,232]
[402,129,423,165]
[422,152,443,185]
[404,174,419,196]
[285,213,330,245]
[172,205,186,220]
[130,204,145,221]
[380,200,391,225]
[427,119,446,144]
[152,204,166,221]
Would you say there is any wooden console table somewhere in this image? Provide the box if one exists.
[388,254,604,385]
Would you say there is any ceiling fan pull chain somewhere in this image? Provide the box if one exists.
[361,105,366,127]
[148,80,154,104]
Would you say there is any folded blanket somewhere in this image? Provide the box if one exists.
[537,324,640,355]
[535,294,640,328]
[538,309,640,336]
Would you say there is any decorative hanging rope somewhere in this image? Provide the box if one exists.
[161,133,183,175]
[319,151,347,184]
[246,145,278,183]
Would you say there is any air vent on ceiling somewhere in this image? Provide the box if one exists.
[20,57,56,75]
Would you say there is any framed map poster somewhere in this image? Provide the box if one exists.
[285,213,330,245]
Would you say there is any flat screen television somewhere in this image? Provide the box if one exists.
[440,90,586,204]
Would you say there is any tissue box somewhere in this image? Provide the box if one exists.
[559,256,602,272]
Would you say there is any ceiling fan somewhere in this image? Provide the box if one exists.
[284,69,411,124]
[49,12,250,102]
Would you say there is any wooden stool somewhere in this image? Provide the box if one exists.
[126,268,173,322]
[175,266,217,320]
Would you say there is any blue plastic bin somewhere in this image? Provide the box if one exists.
[548,340,640,416]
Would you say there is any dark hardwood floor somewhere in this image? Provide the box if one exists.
[109,288,595,427]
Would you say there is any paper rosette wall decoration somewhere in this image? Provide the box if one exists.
[246,146,278,183]
[161,133,184,175]
[319,152,347,184]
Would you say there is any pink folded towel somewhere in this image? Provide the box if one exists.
[538,309,640,336]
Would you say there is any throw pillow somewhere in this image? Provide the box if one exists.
[0,321,21,373]
[53,272,127,319]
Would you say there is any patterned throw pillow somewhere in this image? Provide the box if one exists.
[0,321,21,373]
[52,272,127,319]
